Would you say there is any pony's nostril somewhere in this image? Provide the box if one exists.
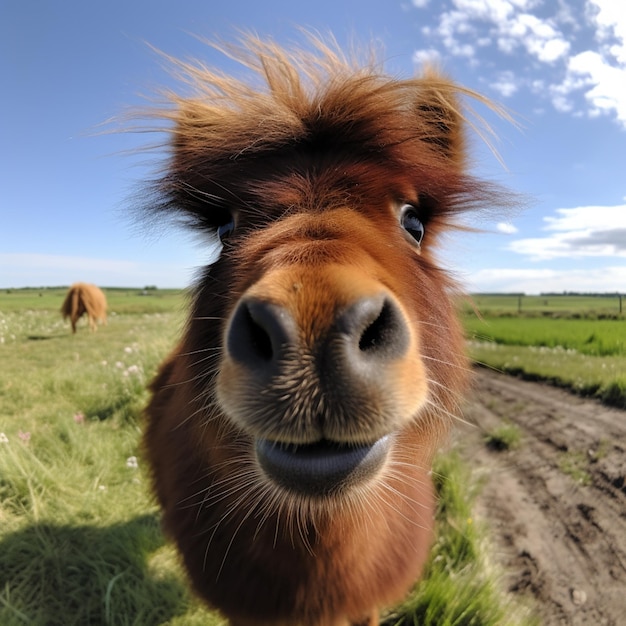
[242,305,274,361]
[358,300,400,353]
[340,295,409,361]
[227,299,297,369]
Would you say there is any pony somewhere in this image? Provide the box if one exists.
[141,35,510,626]
[61,282,107,333]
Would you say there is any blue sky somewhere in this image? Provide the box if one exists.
[1,0,625,293]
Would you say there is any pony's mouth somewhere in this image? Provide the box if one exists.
[255,436,391,496]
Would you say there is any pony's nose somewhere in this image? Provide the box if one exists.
[226,293,409,382]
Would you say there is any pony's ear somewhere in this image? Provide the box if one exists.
[413,74,466,168]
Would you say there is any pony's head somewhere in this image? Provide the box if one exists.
[141,34,510,625]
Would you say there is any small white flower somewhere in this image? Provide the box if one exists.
[126,365,140,375]
[124,346,133,354]
[115,361,124,369]
[126,456,139,469]
[0,432,8,443]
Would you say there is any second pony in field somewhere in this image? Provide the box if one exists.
[61,282,107,333]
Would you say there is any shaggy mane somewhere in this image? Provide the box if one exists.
[137,34,514,238]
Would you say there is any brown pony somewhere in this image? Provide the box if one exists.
[142,36,509,626]
[61,282,107,333]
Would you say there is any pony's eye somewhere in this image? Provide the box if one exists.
[400,205,425,246]
[217,218,235,241]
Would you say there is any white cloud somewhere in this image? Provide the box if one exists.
[463,265,626,293]
[452,0,515,23]
[490,71,518,96]
[428,0,570,64]
[412,48,442,66]
[506,204,626,260]
[436,10,478,57]
[0,253,196,288]
[0,253,137,273]
[497,12,570,62]
[591,0,626,63]
[565,50,626,124]
[412,0,626,127]
[543,205,626,231]
[496,221,519,233]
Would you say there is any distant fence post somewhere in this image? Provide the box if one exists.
[620,294,623,314]
[518,295,522,314]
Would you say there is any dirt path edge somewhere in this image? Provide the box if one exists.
[456,368,626,626]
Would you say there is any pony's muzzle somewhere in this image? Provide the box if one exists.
[225,291,411,494]
[226,292,410,384]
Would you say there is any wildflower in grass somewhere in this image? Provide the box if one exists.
[124,346,133,353]
[73,412,85,424]
[0,432,8,443]
[115,361,124,369]
[126,364,140,376]
[126,455,139,469]
[18,430,31,443]
[101,360,108,366]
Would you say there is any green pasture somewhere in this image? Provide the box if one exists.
[0,287,186,316]
[466,293,623,317]
[0,290,535,625]
[464,316,625,356]
[463,294,626,408]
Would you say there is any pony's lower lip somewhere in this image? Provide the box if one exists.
[255,436,391,496]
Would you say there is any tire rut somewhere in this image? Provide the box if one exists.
[454,367,626,625]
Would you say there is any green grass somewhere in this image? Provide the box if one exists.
[468,342,626,409]
[0,290,536,625]
[0,287,186,315]
[483,424,522,451]
[462,294,626,408]
[384,453,536,626]
[557,450,592,486]
[466,294,623,317]
[0,298,220,626]
[464,316,626,357]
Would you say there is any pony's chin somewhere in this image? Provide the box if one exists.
[255,436,391,496]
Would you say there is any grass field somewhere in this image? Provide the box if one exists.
[462,294,626,408]
[467,293,623,317]
[0,288,535,626]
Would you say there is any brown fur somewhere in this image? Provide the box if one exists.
[61,282,107,333]
[141,35,510,625]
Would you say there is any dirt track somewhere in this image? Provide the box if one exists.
[457,368,626,626]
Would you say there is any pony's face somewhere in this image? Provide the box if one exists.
[146,40,500,503]
[215,205,430,496]
[179,146,471,501]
